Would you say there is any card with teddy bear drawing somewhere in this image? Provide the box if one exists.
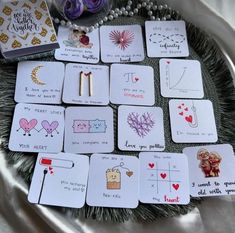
[86,154,139,208]
[183,144,235,197]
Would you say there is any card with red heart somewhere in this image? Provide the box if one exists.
[139,152,190,204]
[9,103,65,153]
[118,105,165,151]
[169,99,218,143]
[62,63,109,105]
[110,64,155,106]
[28,152,89,208]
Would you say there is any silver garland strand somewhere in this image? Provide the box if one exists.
[52,0,178,32]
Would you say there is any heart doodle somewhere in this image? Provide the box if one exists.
[126,171,133,177]
[185,115,193,123]
[179,112,183,116]
[127,112,155,137]
[148,163,154,168]
[172,183,179,190]
[18,118,38,135]
[41,120,59,136]
[134,77,139,82]
[166,61,170,64]
[160,173,167,179]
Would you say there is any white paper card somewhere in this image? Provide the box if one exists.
[55,26,100,63]
[28,153,89,208]
[9,103,65,153]
[183,144,235,197]
[160,59,204,98]
[139,152,190,204]
[100,25,145,63]
[64,107,114,153]
[110,64,155,106]
[62,63,109,105]
[86,154,139,208]
[118,105,165,151]
[169,99,218,143]
[145,20,189,57]
[15,61,65,104]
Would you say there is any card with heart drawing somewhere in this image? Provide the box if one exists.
[169,99,218,143]
[9,103,65,153]
[118,105,165,151]
[139,152,190,204]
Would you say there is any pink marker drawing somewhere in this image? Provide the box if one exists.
[17,118,38,136]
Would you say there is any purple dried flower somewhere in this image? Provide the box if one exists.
[83,0,106,13]
[63,0,84,20]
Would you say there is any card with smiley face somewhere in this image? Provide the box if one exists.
[64,106,114,153]
[86,153,139,208]
[139,152,190,204]
[9,103,65,153]
[169,99,218,143]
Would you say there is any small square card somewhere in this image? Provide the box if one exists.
[9,103,65,153]
[63,63,109,105]
[160,59,204,98]
[169,99,218,143]
[100,25,145,63]
[118,105,165,151]
[15,61,65,104]
[145,20,189,57]
[86,154,139,208]
[139,152,190,204]
[55,26,100,63]
[183,144,235,197]
[110,64,155,106]
[28,153,89,208]
[64,107,114,153]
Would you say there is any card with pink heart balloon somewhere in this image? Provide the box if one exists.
[9,103,65,153]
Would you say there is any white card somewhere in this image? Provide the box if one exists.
[64,107,114,153]
[110,64,155,106]
[145,20,189,57]
[160,59,204,98]
[100,25,145,63]
[139,152,190,204]
[15,61,65,104]
[55,26,100,63]
[28,153,89,208]
[118,105,165,151]
[86,154,139,208]
[9,103,65,153]
[169,99,218,143]
[183,144,235,197]
[62,63,109,105]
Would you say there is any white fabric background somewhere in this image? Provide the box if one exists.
[0,0,235,232]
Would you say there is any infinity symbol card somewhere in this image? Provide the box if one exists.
[9,103,65,153]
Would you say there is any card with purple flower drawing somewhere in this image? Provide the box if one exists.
[118,105,165,151]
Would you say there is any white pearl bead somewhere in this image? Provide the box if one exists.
[66,21,72,27]
[150,16,155,20]
[127,0,132,5]
[164,4,168,9]
[134,8,138,13]
[124,11,128,16]
[156,17,161,21]
[99,20,104,25]
[126,5,131,11]
[158,5,163,10]
[129,11,134,16]
[149,2,153,6]
[108,15,114,20]
[148,10,153,16]
[121,7,126,12]
[90,26,95,31]
[152,5,157,10]
[103,16,108,22]
[115,8,119,13]
[146,5,151,10]
[137,3,141,9]
[114,13,119,18]
[142,2,147,7]
[54,18,60,24]
[146,0,150,3]
[110,10,115,15]
[166,14,171,19]
[118,11,122,15]
[60,20,65,26]
[162,17,166,21]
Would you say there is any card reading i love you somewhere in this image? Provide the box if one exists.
[160,59,204,99]
[55,26,100,63]
[100,25,145,63]
[183,144,235,197]
[86,154,139,208]
[139,152,190,204]
[28,153,89,208]
[145,20,189,57]
[64,107,114,154]
[63,63,109,105]
[15,61,65,104]
[118,105,165,151]
[169,99,218,143]
[110,64,155,106]
[9,103,65,153]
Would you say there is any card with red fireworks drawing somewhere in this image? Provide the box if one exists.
[100,25,145,63]
[118,105,165,151]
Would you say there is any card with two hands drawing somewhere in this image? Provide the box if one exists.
[9,103,65,153]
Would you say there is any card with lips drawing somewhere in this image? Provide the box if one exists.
[100,25,145,63]
[145,20,189,57]
[118,105,165,151]
[15,61,65,104]
[8,103,65,153]
[139,152,190,205]
[169,99,218,143]
[110,64,155,106]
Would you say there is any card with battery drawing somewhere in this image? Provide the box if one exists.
[28,153,89,208]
